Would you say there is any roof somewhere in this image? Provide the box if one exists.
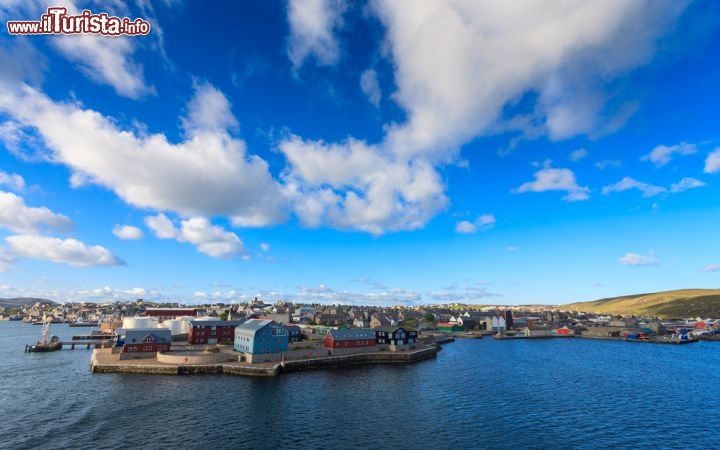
[235,319,276,337]
[124,328,171,342]
[374,326,416,333]
[327,328,376,341]
[189,319,246,328]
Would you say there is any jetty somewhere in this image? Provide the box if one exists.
[90,344,442,377]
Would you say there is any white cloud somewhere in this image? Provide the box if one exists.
[669,177,705,193]
[145,214,245,258]
[112,224,143,240]
[506,246,518,252]
[455,221,476,234]
[702,264,720,273]
[602,177,665,197]
[0,191,73,233]
[619,252,658,266]
[704,148,720,173]
[372,0,686,160]
[4,234,123,267]
[0,171,25,191]
[287,0,346,68]
[280,135,447,234]
[360,69,381,106]
[0,82,287,228]
[642,142,696,167]
[455,214,496,234]
[513,162,590,202]
[260,242,270,252]
[570,148,588,161]
[595,159,621,170]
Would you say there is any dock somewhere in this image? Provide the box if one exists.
[25,340,113,352]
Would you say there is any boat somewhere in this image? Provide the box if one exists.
[26,322,62,352]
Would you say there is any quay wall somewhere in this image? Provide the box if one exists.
[157,351,237,365]
[90,345,441,377]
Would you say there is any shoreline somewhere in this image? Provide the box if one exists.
[90,344,442,377]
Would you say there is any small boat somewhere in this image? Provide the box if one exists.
[26,322,62,352]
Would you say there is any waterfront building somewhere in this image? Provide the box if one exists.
[435,322,466,333]
[324,328,376,350]
[374,326,418,350]
[233,319,289,363]
[188,319,247,345]
[284,324,302,343]
[144,307,202,321]
[117,328,172,356]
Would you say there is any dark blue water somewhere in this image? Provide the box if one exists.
[2,321,719,449]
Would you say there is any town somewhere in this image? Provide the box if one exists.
[5,297,719,375]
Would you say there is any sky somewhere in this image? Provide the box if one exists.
[0,0,719,306]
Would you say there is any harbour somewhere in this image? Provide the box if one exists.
[3,320,719,449]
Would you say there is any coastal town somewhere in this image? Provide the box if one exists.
[4,296,719,376]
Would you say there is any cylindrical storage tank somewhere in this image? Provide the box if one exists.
[177,316,194,334]
[162,319,184,336]
[122,316,160,329]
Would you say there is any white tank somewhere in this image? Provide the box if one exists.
[162,319,184,336]
[194,316,217,321]
[122,316,159,329]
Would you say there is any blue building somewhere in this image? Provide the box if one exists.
[234,319,289,362]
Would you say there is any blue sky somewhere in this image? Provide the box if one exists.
[1,0,719,306]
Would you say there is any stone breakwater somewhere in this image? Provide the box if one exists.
[90,345,441,377]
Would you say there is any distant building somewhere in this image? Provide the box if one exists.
[144,307,201,321]
[324,328,376,351]
[284,324,302,343]
[435,322,466,333]
[117,328,171,355]
[188,319,246,345]
[234,319,289,363]
[374,326,418,350]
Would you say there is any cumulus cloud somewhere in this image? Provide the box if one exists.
[570,148,588,161]
[0,171,25,191]
[705,148,720,173]
[0,191,73,233]
[513,162,590,202]
[145,214,245,258]
[455,214,496,234]
[669,177,705,193]
[287,0,346,68]
[112,224,143,240]
[702,264,720,273]
[602,177,665,197]
[280,135,447,234]
[360,69,381,106]
[619,251,658,266]
[642,142,696,167]
[4,234,123,267]
[0,82,287,228]
[371,0,686,160]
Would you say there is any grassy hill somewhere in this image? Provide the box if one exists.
[0,297,56,309]
[563,289,720,319]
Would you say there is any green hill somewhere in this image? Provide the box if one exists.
[563,289,720,318]
[0,297,56,309]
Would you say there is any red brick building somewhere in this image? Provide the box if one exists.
[188,319,246,345]
[324,328,377,349]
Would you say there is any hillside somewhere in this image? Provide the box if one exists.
[563,289,720,318]
[0,297,56,309]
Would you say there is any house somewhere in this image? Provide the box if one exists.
[234,319,289,363]
[144,307,200,321]
[324,328,377,353]
[284,324,302,343]
[117,328,171,356]
[187,319,246,345]
[374,326,418,350]
[436,322,466,332]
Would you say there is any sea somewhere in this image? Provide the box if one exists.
[1,321,719,450]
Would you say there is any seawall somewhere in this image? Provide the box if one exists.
[90,345,441,377]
